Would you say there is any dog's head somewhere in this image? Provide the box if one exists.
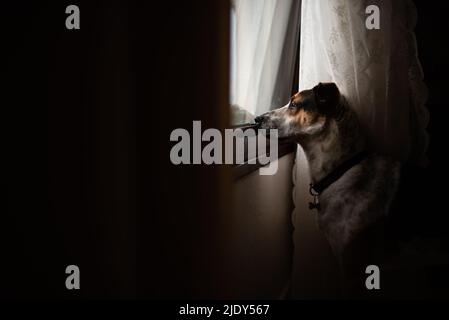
[255,82,341,140]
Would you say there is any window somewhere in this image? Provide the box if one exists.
[229,0,302,126]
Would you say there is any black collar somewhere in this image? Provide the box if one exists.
[309,150,369,210]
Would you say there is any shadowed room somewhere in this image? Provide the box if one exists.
[3,0,449,301]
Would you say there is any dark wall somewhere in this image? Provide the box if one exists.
[382,1,449,297]
[3,1,230,298]
[394,2,449,241]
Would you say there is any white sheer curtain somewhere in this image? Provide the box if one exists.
[230,0,301,124]
[297,0,428,162]
[291,0,429,297]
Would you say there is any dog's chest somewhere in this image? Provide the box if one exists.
[314,157,400,253]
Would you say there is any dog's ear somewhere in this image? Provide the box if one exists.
[313,82,340,115]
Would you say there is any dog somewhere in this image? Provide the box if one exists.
[255,83,400,291]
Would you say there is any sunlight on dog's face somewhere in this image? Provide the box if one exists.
[255,82,340,140]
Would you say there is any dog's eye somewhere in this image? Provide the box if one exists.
[289,101,300,109]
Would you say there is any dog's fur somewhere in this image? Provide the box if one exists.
[256,83,400,285]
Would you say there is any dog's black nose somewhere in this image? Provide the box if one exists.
[254,115,265,124]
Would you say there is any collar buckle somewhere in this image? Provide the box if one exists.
[309,183,321,211]
[309,183,320,196]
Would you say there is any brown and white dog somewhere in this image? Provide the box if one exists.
[255,83,400,287]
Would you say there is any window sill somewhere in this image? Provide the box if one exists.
[231,123,297,180]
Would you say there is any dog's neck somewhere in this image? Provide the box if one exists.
[299,99,366,183]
